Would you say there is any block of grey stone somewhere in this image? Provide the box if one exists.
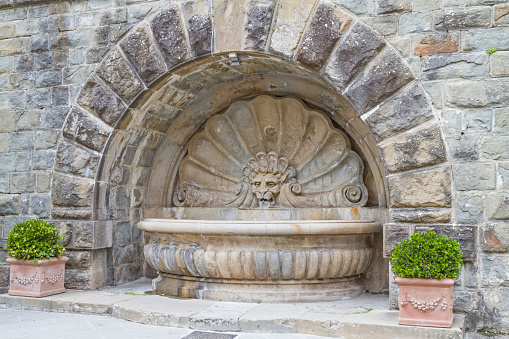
[297,3,342,69]
[324,21,385,89]
[150,8,189,69]
[344,49,414,114]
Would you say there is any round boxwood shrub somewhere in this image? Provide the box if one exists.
[390,231,462,280]
[5,218,65,262]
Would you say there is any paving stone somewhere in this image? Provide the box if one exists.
[398,12,433,34]
[446,136,480,161]
[32,149,55,170]
[435,8,491,31]
[9,172,35,193]
[52,174,94,208]
[29,193,49,218]
[120,23,166,85]
[388,166,452,208]
[491,51,509,77]
[481,223,509,252]
[0,194,19,214]
[486,192,509,220]
[150,8,189,69]
[243,0,274,52]
[269,0,315,57]
[54,140,100,179]
[77,74,127,126]
[344,49,414,114]
[375,0,411,14]
[324,21,385,89]
[95,48,145,104]
[456,192,484,224]
[453,162,496,191]
[390,208,451,223]
[482,135,509,160]
[365,82,433,142]
[380,124,447,173]
[63,106,113,152]
[297,3,345,70]
[422,53,488,80]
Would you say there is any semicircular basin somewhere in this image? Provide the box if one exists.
[138,214,382,303]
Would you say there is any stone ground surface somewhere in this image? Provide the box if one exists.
[0,278,466,339]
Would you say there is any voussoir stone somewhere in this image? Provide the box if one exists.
[344,48,414,114]
[52,174,94,208]
[120,23,166,85]
[270,0,315,57]
[365,82,433,142]
[77,74,127,126]
[388,166,452,208]
[54,140,100,179]
[95,48,145,104]
[390,208,451,223]
[324,20,385,90]
[187,14,212,56]
[63,106,112,152]
[380,124,446,173]
[150,8,189,69]
[297,3,344,69]
[244,0,275,52]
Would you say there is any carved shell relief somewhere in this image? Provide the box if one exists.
[173,95,368,208]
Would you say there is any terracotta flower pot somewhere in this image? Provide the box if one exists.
[7,256,69,298]
[395,276,454,328]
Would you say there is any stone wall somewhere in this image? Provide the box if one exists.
[0,0,508,334]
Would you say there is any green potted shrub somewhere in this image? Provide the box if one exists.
[5,218,68,297]
[390,231,462,328]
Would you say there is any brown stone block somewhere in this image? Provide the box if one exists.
[388,166,452,208]
[413,33,459,57]
[481,223,509,252]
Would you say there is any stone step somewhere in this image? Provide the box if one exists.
[0,278,465,339]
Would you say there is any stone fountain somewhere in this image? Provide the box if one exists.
[138,95,382,302]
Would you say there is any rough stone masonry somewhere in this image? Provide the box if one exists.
[0,0,508,335]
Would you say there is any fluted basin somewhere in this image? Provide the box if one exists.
[138,211,381,302]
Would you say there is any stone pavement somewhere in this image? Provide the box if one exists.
[0,278,465,339]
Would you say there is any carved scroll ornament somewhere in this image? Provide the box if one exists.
[173,95,368,208]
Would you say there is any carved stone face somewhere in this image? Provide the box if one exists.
[251,172,281,204]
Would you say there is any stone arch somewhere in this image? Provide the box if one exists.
[52,0,450,288]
